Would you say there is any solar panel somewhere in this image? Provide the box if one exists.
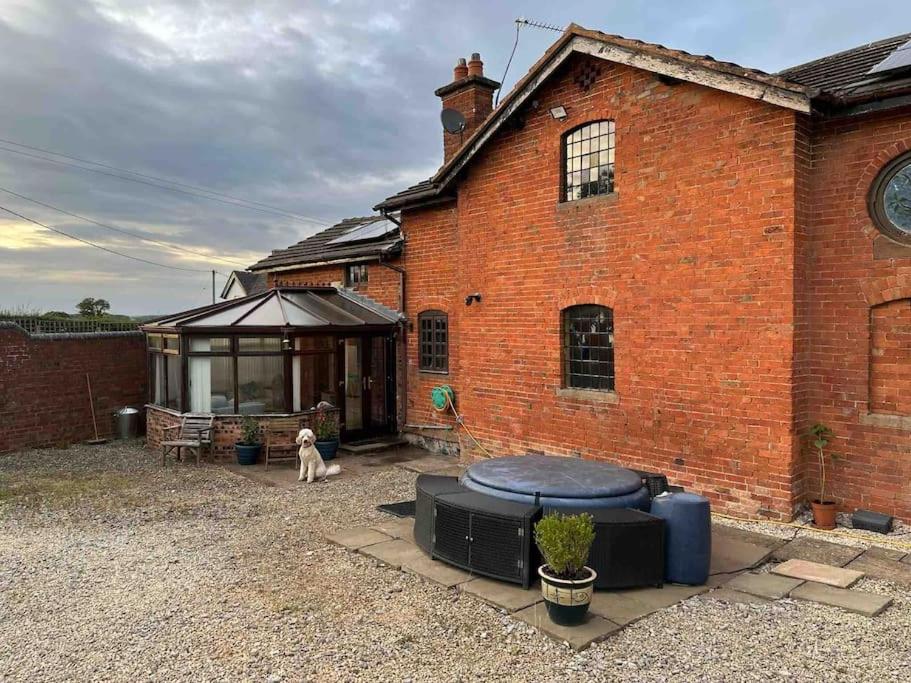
[326,219,397,245]
[869,39,911,75]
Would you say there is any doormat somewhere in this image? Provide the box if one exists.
[377,500,416,517]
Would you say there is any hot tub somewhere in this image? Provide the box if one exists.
[460,454,650,512]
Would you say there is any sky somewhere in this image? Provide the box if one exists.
[0,0,909,316]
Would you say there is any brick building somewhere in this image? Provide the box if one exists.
[373,26,911,521]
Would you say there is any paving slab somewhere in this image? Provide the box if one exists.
[401,555,473,588]
[398,456,462,474]
[727,572,804,600]
[790,582,893,617]
[845,550,911,587]
[771,537,864,567]
[863,545,907,561]
[370,517,416,544]
[712,524,786,551]
[616,583,709,611]
[710,535,776,575]
[325,527,392,550]
[772,559,864,588]
[902,554,911,566]
[460,577,543,612]
[698,587,771,605]
[588,592,656,625]
[512,604,621,651]
[359,539,426,569]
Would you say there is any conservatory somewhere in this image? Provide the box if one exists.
[141,287,401,449]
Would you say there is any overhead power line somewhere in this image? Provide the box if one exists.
[0,202,226,275]
[0,141,333,226]
[0,185,250,268]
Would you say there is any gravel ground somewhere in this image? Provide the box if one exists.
[2,442,911,682]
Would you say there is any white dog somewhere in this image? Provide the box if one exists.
[296,428,341,483]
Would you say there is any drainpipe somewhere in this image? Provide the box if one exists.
[378,255,406,434]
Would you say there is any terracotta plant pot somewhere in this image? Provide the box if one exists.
[811,500,837,530]
[538,565,597,626]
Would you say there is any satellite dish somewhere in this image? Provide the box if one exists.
[441,108,467,134]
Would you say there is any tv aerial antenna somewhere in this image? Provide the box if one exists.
[495,18,566,106]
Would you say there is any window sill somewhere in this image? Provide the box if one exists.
[555,388,620,404]
[419,369,449,376]
[556,192,619,211]
[860,412,911,431]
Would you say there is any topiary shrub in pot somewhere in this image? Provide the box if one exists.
[235,416,261,465]
[534,512,597,626]
[312,407,339,461]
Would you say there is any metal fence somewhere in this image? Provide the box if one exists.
[0,316,141,335]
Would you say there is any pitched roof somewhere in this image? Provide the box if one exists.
[143,287,399,331]
[377,26,911,213]
[376,23,814,211]
[249,216,402,272]
[234,270,267,295]
[777,33,911,97]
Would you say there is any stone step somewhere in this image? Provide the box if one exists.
[772,559,864,588]
[790,582,893,617]
[339,437,408,454]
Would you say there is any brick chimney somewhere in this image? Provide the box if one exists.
[435,53,500,164]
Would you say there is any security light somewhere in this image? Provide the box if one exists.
[550,105,567,120]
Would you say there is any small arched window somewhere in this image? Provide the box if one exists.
[418,310,448,372]
[562,305,614,391]
[563,120,615,202]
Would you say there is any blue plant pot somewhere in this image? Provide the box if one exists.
[235,443,261,466]
[315,439,339,461]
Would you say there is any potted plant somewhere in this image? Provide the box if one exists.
[534,512,597,626]
[312,408,339,461]
[235,416,261,466]
[809,423,836,529]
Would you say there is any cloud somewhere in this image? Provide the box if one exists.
[0,0,907,314]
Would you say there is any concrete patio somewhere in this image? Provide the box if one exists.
[326,471,911,651]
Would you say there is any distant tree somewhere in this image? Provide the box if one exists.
[76,298,111,318]
[42,311,71,319]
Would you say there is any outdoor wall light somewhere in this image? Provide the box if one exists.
[549,105,567,120]
[465,293,482,306]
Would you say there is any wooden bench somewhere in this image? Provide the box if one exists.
[160,415,214,465]
[264,417,301,470]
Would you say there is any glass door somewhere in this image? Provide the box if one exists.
[340,335,393,440]
[343,338,363,433]
[368,336,387,429]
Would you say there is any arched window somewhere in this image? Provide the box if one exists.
[418,310,448,372]
[563,120,615,202]
[562,305,614,391]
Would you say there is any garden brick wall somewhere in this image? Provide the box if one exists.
[268,261,402,312]
[799,108,911,520]
[146,405,340,461]
[0,325,147,453]
[403,55,804,519]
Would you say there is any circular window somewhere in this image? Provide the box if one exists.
[869,151,911,244]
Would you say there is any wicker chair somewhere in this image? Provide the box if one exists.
[264,417,301,470]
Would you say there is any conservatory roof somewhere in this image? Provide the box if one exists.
[142,287,399,332]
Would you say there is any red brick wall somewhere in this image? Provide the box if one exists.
[870,299,911,415]
[0,326,147,453]
[800,107,911,520]
[146,405,339,460]
[268,261,402,312]
[403,56,804,518]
